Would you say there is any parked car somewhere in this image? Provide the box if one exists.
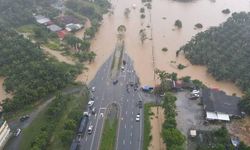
[20,115,30,122]
[136,113,140,122]
[91,87,96,92]
[113,80,118,85]
[14,128,21,137]
[138,100,143,108]
[191,90,200,94]
[91,107,96,114]
[90,95,95,100]
[88,125,93,134]
[88,101,94,107]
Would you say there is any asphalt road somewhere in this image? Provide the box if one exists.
[78,53,147,150]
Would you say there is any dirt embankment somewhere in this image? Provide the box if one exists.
[42,47,76,65]
[227,117,250,146]
[149,107,166,150]
[0,77,13,104]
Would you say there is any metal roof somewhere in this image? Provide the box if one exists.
[202,88,241,116]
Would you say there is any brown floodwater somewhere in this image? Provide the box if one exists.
[78,0,249,96]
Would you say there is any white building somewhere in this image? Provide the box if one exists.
[0,119,11,149]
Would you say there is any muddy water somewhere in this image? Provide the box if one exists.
[76,0,249,95]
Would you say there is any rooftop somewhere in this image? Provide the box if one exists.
[202,88,241,116]
[47,24,62,32]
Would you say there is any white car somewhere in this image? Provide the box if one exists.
[88,125,93,134]
[136,113,140,122]
[191,90,200,94]
[88,101,94,107]
[91,87,96,92]
[15,128,21,137]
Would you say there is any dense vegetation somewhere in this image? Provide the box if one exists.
[143,103,154,150]
[99,104,118,150]
[0,27,80,112]
[0,0,59,27]
[162,92,185,150]
[195,126,250,150]
[180,12,250,91]
[239,89,250,114]
[20,92,88,150]
[175,19,182,28]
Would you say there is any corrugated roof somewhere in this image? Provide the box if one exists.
[47,24,62,32]
[202,88,240,116]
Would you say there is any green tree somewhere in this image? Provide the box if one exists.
[175,19,182,28]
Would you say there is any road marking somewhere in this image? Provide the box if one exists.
[123,140,125,145]
[127,99,128,102]
[131,125,133,129]
[132,112,133,115]
[130,140,132,145]
[85,136,88,142]
[101,77,104,80]
[126,111,127,115]
[121,117,123,120]
[125,124,126,129]
[130,132,133,137]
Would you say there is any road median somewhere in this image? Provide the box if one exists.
[99,103,119,150]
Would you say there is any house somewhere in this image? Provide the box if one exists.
[65,23,83,32]
[34,15,51,25]
[0,119,11,149]
[47,24,62,32]
[56,16,81,26]
[202,88,241,121]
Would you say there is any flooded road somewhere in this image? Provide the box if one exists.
[77,0,249,95]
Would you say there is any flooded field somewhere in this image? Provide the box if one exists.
[77,0,249,95]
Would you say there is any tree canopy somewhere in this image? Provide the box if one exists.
[180,12,250,91]
[0,27,80,112]
[0,0,59,27]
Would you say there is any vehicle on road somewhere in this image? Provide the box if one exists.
[138,100,143,108]
[88,125,93,134]
[20,115,30,122]
[91,107,96,114]
[78,113,89,135]
[121,66,125,71]
[14,128,21,137]
[70,140,80,150]
[88,101,94,107]
[136,113,140,122]
[113,79,118,85]
[141,86,154,92]
[91,86,96,92]
[90,95,95,100]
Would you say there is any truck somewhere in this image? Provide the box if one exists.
[78,113,89,135]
